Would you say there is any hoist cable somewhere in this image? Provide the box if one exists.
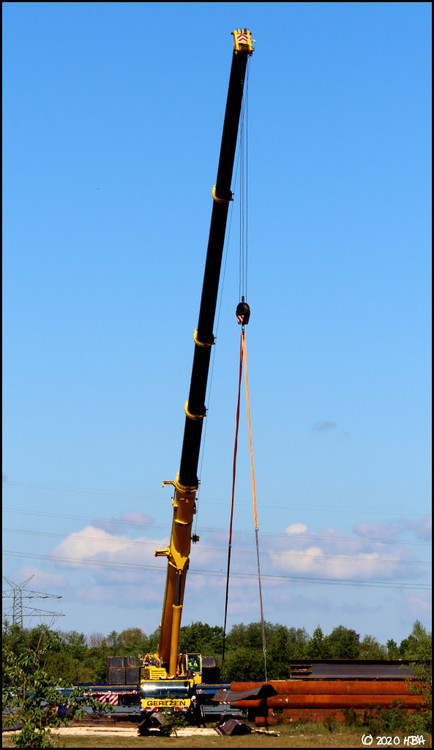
[238,106,243,299]
[222,57,268,679]
[193,194,236,536]
[245,73,249,302]
[239,118,244,301]
[241,328,268,682]
[222,334,243,663]
[238,63,250,302]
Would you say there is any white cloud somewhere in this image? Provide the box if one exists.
[353,515,432,543]
[3,566,67,591]
[265,523,425,581]
[49,525,169,569]
[40,514,429,638]
[286,523,307,535]
[285,550,396,579]
[398,515,432,541]
[94,511,152,534]
[47,524,229,608]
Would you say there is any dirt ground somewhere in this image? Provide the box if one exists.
[50,726,218,737]
[3,726,431,749]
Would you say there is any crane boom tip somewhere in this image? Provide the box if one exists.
[232,28,255,54]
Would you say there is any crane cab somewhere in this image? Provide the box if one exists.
[181,652,202,683]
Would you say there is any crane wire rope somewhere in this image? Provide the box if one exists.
[242,328,268,683]
[193,75,246,535]
[222,332,243,663]
[238,66,249,303]
[193,173,237,538]
[222,64,268,681]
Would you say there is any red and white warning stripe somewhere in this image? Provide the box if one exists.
[96,691,118,705]
[144,705,187,713]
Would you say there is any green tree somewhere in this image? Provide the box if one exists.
[142,628,160,655]
[85,642,109,683]
[399,620,432,733]
[225,622,248,651]
[106,630,120,649]
[178,621,224,656]
[386,638,401,658]
[307,626,331,658]
[40,629,100,684]
[245,621,265,650]
[157,707,188,736]
[399,620,432,660]
[286,626,310,659]
[87,632,105,648]
[117,627,147,652]
[359,634,387,659]
[266,624,292,678]
[324,625,361,658]
[220,646,266,682]
[2,621,109,748]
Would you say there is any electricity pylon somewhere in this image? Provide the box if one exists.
[2,575,64,627]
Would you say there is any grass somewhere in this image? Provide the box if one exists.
[2,724,432,749]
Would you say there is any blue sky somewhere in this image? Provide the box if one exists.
[3,2,431,647]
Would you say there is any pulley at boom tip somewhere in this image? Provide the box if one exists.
[232,29,255,55]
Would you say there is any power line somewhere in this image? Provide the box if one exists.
[2,575,64,626]
[3,478,430,518]
[3,507,430,546]
[3,526,431,566]
[3,551,431,592]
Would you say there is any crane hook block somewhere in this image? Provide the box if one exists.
[236,301,250,326]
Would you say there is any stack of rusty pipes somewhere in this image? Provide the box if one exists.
[229,680,426,725]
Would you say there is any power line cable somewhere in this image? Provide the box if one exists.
[2,527,431,566]
[3,508,430,546]
[3,478,429,519]
[3,550,430,591]
[2,575,64,625]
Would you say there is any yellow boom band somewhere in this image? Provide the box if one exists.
[185,400,206,421]
[194,329,215,348]
[212,185,233,204]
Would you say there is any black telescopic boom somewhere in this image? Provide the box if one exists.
[179,38,252,489]
[155,30,254,674]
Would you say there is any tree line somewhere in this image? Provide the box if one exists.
[2,618,431,685]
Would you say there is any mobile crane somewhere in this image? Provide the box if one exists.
[137,29,254,729]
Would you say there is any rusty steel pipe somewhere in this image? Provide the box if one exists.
[275,708,364,723]
[254,715,278,727]
[232,698,264,708]
[231,681,268,691]
[231,680,417,695]
[265,694,425,709]
[278,707,422,721]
